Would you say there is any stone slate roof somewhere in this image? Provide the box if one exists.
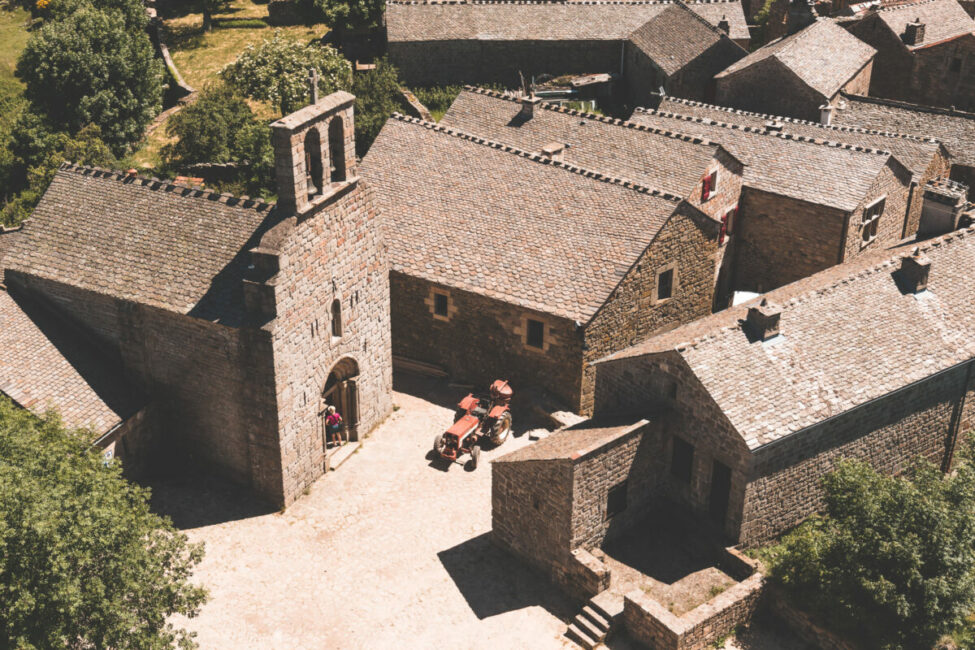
[602,224,975,449]
[835,93,975,167]
[494,417,649,462]
[0,227,23,286]
[656,96,945,181]
[385,0,751,43]
[715,20,876,98]
[0,289,142,438]
[629,106,899,211]
[874,0,975,49]
[2,165,277,325]
[361,114,691,322]
[441,88,741,200]
[627,2,745,76]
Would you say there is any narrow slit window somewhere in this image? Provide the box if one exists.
[526,319,545,349]
[671,436,694,484]
[433,292,449,317]
[657,268,674,301]
[331,299,342,337]
[606,480,628,519]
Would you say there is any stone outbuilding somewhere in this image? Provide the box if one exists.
[385,0,750,87]
[655,95,952,244]
[361,111,739,414]
[493,223,975,581]
[0,91,393,507]
[842,0,975,111]
[833,91,975,189]
[714,19,876,121]
[630,104,914,294]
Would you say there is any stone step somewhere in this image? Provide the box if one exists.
[589,591,625,623]
[565,622,599,650]
[579,604,611,633]
[573,611,606,640]
[326,441,360,471]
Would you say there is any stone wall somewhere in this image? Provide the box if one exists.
[839,59,873,99]
[389,39,622,86]
[715,56,828,121]
[766,586,859,650]
[268,181,393,506]
[390,272,585,410]
[669,39,749,103]
[582,204,723,412]
[732,189,848,294]
[569,422,662,549]
[593,352,752,539]
[740,360,975,545]
[842,159,913,262]
[492,457,574,575]
[7,271,284,501]
[623,572,765,650]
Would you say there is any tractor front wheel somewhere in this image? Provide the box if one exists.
[490,411,513,446]
[433,434,446,456]
[471,445,481,469]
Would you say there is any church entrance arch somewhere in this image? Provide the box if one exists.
[320,357,360,452]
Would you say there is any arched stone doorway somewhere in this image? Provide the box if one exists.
[320,357,360,453]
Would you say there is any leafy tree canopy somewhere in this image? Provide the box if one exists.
[351,58,400,156]
[0,397,207,649]
[220,31,351,116]
[306,0,383,34]
[16,4,163,154]
[767,450,975,650]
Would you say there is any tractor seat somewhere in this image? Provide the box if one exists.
[472,406,488,418]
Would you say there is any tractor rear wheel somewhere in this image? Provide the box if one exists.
[433,434,446,456]
[490,411,513,446]
[471,445,481,469]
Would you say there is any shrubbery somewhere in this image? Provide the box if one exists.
[764,448,975,649]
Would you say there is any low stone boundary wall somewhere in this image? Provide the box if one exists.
[553,547,610,603]
[623,567,765,650]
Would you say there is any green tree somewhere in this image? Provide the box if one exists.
[0,396,208,649]
[768,451,975,649]
[351,58,400,156]
[161,84,275,197]
[15,4,163,153]
[220,31,351,116]
[307,0,383,34]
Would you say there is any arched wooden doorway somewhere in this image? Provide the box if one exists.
[320,357,360,453]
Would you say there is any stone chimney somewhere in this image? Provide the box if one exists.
[819,103,833,126]
[899,247,931,293]
[540,142,565,162]
[903,18,925,46]
[718,15,730,34]
[746,299,781,341]
[520,95,541,120]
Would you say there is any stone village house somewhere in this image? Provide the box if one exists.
[833,91,975,188]
[841,0,975,111]
[360,111,741,414]
[492,222,975,599]
[0,92,393,507]
[713,19,876,121]
[384,0,750,102]
[629,104,916,293]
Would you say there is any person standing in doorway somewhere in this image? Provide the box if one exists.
[326,405,344,447]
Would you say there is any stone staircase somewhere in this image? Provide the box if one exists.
[565,592,623,649]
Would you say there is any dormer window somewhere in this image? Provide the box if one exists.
[720,206,737,245]
[861,196,885,247]
[702,170,718,201]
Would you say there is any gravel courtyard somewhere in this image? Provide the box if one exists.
[150,374,578,649]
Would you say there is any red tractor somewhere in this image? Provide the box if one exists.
[433,380,513,469]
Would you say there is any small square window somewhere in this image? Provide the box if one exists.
[950,56,963,72]
[657,269,674,301]
[526,319,545,349]
[606,480,628,519]
[671,436,694,484]
[433,292,449,317]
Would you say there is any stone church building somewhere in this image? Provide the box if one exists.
[0,91,393,507]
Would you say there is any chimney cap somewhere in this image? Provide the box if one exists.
[541,141,565,157]
[899,247,932,293]
[764,120,784,132]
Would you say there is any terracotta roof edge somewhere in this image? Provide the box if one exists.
[57,162,276,213]
[388,112,683,202]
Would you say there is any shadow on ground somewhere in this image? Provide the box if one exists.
[438,532,576,622]
[148,472,275,530]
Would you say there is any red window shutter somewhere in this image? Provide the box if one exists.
[730,206,738,235]
[701,174,711,201]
